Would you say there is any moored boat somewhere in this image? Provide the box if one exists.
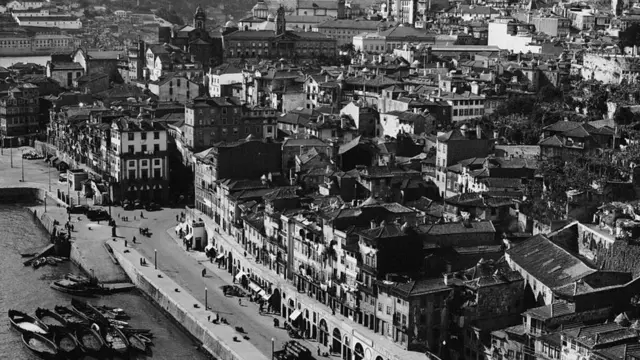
[128,334,147,352]
[54,305,88,327]
[75,327,105,353]
[52,328,81,355]
[51,279,95,296]
[65,273,91,284]
[71,299,109,325]
[35,308,68,328]
[8,310,50,335]
[22,332,58,359]
[105,326,129,354]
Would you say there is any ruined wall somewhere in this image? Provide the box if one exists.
[581,54,640,84]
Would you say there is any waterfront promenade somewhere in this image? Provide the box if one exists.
[0,147,324,359]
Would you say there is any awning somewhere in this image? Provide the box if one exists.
[185,234,193,241]
[258,290,266,297]
[248,282,261,292]
[289,309,302,322]
[216,253,225,260]
[262,292,272,301]
[235,272,246,281]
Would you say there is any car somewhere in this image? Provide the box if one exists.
[145,202,161,211]
[134,200,144,209]
[87,208,110,221]
[68,205,89,214]
[123,202,134,211]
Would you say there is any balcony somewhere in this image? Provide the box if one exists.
[267,236,287,252]
[360,262,377,275]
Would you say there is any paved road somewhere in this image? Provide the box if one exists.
[108,208,326,359]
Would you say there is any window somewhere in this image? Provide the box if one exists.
[154,131,159,139]
[128,160,135,167]
[141,169,148,180]
[378,303,382,312]
[141,132,147,140]
[154,169,161,179]
[154,159,160,166]
[128,145,134,154]
[141,160,148,166]
[386,306,391,315]
[128,133,134,140]
[154,144,160,152]
[128,170,135,179]
[141,145,147,153]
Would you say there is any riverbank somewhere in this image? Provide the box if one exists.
[109,237,269,360]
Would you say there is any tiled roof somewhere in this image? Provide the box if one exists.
[417,221,495,235]
[358,223,409,239]
[538,135,563,147]
[50,62,83,71]
[562,323,638,349]
[506,234,596,289]
[523,302,576,320]
[282,138,329,147]
[263,186,299,201]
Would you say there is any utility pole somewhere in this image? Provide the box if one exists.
[21,150,24,182]
[10,144,13,168]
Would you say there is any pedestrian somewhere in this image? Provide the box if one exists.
[210,256,213,264]
[134,216,136,221]
[176,214,179,222]
[124,240,127,247]
[238,298,241,306]
[317,347,320,356]
[132,236,136,244]
[140,211,143,218]
[202,268,206,277]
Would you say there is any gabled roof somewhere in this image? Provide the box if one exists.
[562,323,638,349]
[358,223,408,239]
[506,234,596,290]
[538,135,563,147]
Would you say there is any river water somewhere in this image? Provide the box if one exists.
[0,205,209,360]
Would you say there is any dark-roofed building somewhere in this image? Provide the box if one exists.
[184,96,277,152]
[314,18,385,46]
[0,83,39,140]
[539,120,615,160]
[281,137,333,175]
[109,117,170,202]
[224,6,336,60]
[505,233,597,306]
[417,220,496,248]
[380,110,433,137]
[195,137,281,182]
[45,61,84,88]
[72,48,123,82]
[561,323,639,358]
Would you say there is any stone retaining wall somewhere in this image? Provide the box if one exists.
[112,246,267,360]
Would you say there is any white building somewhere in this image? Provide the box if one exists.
[109,118,170,202]
[487,19,541,54]
[6,0,45,10]
[206,63,243,97]
[15,16,81,29]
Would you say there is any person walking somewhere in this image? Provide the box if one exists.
[132,236,136,244]
[202,268,206,277]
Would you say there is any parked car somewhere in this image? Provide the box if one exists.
[87,209,110,221]
[68,205,89,214]
[134,200,144,209]
[145,202,161,211]
[123,202,134,211]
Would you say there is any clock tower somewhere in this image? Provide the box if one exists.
[194,5,206,30]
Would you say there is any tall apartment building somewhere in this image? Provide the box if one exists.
[0,83,39,140]
[184,96,277,152]
[109,118,170,203]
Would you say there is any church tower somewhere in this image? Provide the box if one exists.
[337,0,346,19]
[194,5,206,30]
[275,5,286,36]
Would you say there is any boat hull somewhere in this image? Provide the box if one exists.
[22,332,58,359]
[8,310,50,335]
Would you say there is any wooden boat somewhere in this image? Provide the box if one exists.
[22,332,58,359]
[8,310,50,335]
[35,308,68,328]
[71,299,109,325]
[54,305,88,327]
[52,328,81,354]
[128,334,146,352]
[75,327,105,353]
[46,257,58,266]
[32,257,47,269]
[96,305,129,319]
[104,326,129,354]
[51,280,95,297]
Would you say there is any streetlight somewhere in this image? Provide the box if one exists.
[205,287,208,310]
[154,249,157,270]
[48,159,51,192]
[271,338,275,360]
[21,149,24,182]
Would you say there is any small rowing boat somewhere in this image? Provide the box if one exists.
[53,305,88,328]
[22,332,58,359]
[35,308,67,328]
[75,327,105,353]
[8,310,49,335]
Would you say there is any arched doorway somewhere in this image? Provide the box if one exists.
[270,288,281,315]
[319,319,328,346]
[227,252,233,274]
[354,343,364,360]
[332,328,342,356]
[375,356,384,360]
[312,324,317,340]
[343,336,351,360]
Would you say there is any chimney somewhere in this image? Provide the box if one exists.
[370,220,376,229]
[550,303,554,317]
[444,273,451,286]
[573,281,577,296]
[476,124,481,139]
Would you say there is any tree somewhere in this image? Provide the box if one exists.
[619,24,640,50]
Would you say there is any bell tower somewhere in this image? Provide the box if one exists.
[275,5,286,36]
[194,5,206,30]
